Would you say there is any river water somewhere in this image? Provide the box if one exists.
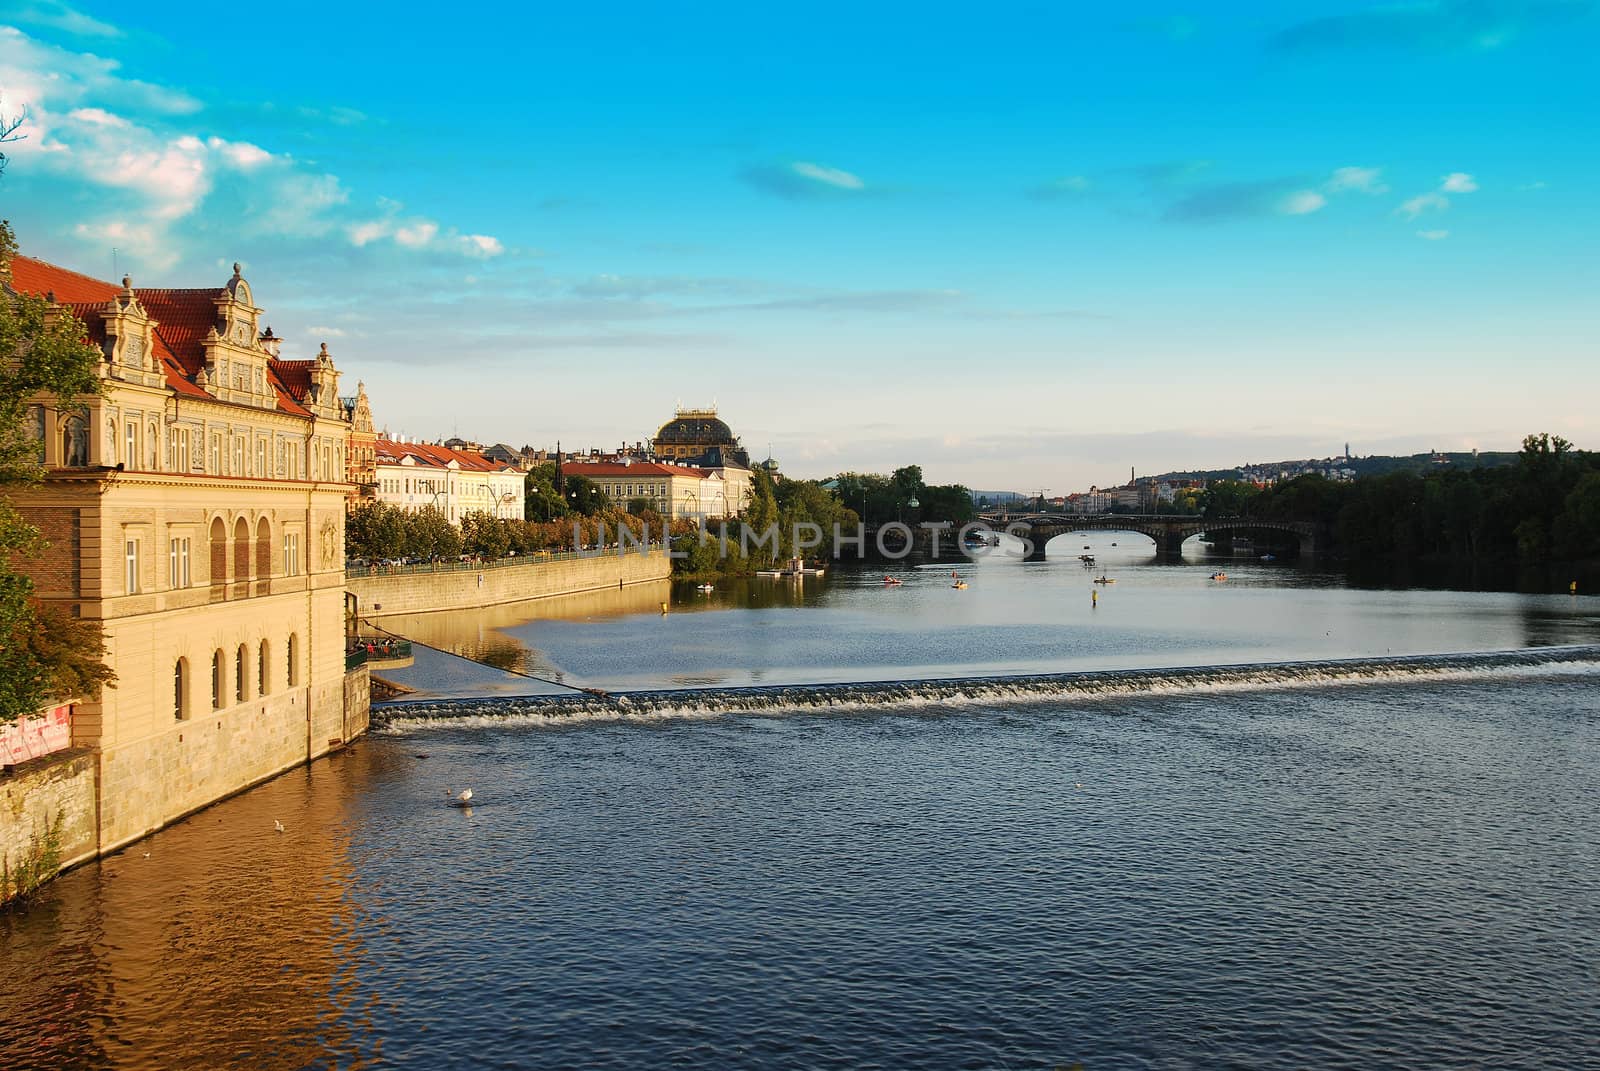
[4,538,1599,1070]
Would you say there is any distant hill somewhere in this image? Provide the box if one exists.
[1160,451,1519,484]
[971,490,1031,505]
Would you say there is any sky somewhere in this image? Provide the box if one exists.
[1,0,1596,492]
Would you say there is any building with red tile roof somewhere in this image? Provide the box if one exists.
[3,248,367,860]
[373,437,525,522]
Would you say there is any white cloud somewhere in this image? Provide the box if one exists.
[6,1,123,38]
[394,221,439,248]
[1399,191,1449,219]
[1325,166,1388,194]
[1280,190,1327,215]
[1517,181,1547,191]
[65,106,129,127]
[0,25,502,265]
[791,161,865,190]
[347,220,391,247]
[1440,172,1478,193]
[206,136,272,169]
[307,325,350,338]
[460,234,504,257]
[1416,229,1450,240]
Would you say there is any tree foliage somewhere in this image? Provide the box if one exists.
[1,220,115,720]
[1211,433,1600,565]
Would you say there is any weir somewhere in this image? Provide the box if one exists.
[373,645,1600,728]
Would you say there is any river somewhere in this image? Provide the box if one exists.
[3,537,1598,1069]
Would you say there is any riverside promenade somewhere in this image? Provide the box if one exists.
[347,546,673,617]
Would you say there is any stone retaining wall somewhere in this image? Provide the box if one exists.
[348,548,672,617]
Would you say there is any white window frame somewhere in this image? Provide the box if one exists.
[125,539,140,594]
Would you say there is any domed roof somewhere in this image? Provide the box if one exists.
[655,412,734,445]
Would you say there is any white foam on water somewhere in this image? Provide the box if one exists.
[375,645,1600,735]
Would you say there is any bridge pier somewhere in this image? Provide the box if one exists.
[1158,528,1187,561]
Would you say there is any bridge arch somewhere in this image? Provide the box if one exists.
[978,513,1318,562]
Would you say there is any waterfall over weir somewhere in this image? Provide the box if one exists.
[376,645,1600,731]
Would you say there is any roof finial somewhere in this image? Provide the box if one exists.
[319,341,330,358]
[121,274,132,291]
[232,261,242,277]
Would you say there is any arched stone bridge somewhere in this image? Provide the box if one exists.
[976,513,1320,561]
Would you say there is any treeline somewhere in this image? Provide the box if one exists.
[674,465,976,576]
[345,501,669,563]
[1205,434,1600,564]
[829,466,975,527]
[671,468,856,575]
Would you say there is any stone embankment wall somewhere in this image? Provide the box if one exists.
[348,549,672,617]
[1,748,97,901]
[1,666,370,900]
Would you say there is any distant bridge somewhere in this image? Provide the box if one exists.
[975,513,1320,562]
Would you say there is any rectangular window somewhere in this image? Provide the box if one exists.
[283,533,300,576]
[168,537,191,588]
[255,439,267,476]
[233,437,244,475]
[125,539,140,594]
[210,433,221,473]
[124,422,137,470]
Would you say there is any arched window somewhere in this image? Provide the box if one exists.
[174,658,188,720]
[256,517,272,578]
[235,644,248,702]
[211,650,224,709]
[286,633,299,687]
[234,517,251,581]
[210,517,228,588]
[258,640,270,696]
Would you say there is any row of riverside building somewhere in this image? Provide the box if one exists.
[2,247,774,872]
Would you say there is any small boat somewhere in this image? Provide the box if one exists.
[697,583,715,593]
[952,581,968,589]
[1210,572,1228,581]
[883,576,903,586]
[1094,575,1116,585]
[1260,553,1277,562]
[1110,542,1118,547]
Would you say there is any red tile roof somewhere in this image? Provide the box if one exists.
[561,461,708,479]
[9,255,120,304]
[134,287,223,377]
[8,253,325,414]
[376,438,518,473]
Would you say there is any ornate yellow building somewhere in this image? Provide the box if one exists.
[341,380,378,510]
[6,253,367,855]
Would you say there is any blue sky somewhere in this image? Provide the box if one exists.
[2,1,1596,490]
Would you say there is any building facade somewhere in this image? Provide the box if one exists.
[341,381,377,510]
[6,254,366,855]
[561,459,746,520]
[373,438,525,522]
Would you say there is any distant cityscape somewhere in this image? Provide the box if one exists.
[975,444,1519,514]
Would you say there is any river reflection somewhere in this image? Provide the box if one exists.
[0,748,391,1070]
[370,536,1600,698]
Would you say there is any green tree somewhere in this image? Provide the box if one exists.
[523,463,569,521]
[1,220,115,720]
[346,500,407,560]
[563,474,609,516]
[404,504,461,560]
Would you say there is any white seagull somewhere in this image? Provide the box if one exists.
[448,788,473,807]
